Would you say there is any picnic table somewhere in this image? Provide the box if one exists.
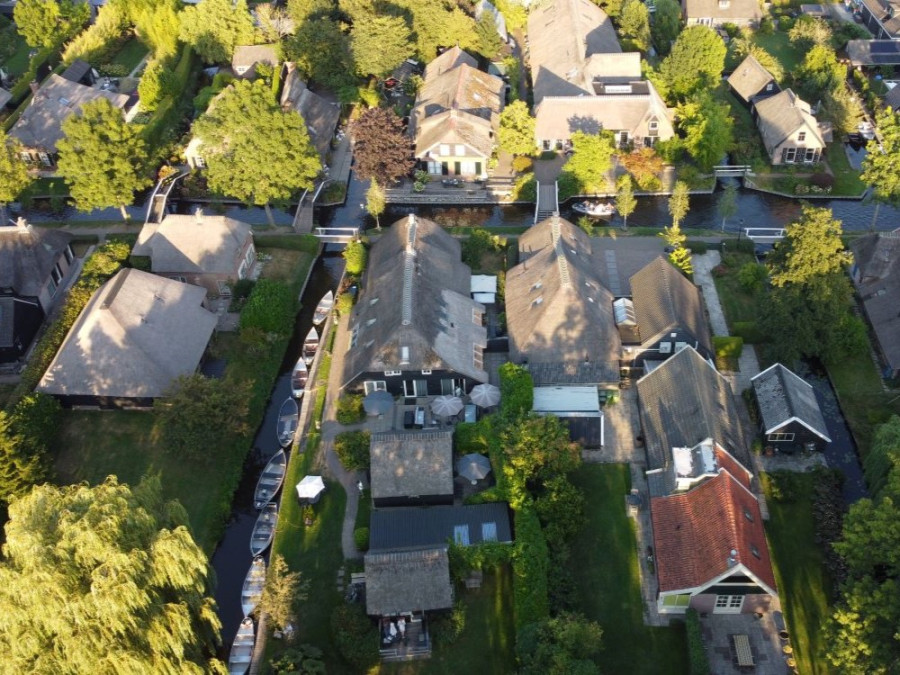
[732,634,755,667]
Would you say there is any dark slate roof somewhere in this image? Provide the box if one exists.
[637,346,749,495]
[341,215,488,386]
[507,215,621,383]
[629,256,711,352]
[851,232,900,373]
[364,547,453,615]
[369,503,513,552]
[0,221,71,298]
[751,363,831,442]
[0,297,14,348]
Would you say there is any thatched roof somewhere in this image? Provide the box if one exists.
[364,548,453,615]
[369,430,454,500]
[727,55,778,104]
[754,89,825,155]
[0,220,71,298]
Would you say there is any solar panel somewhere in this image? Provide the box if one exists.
[869,41,900,54]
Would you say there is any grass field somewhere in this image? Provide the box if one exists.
[825,142,866,196]
[1,37,31,77]
[108,37,149,73]
[754,30,804,74]
[568,464,689,674]
[760,472,835,675]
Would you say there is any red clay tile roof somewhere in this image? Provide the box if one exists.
[651,471,777,595]
[714,445,753,492]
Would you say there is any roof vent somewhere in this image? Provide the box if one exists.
[532,297,543,307]
[727,549,738,567]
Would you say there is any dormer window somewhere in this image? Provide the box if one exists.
[765,82,773,91]
[718,0,729,7]
[798,131,806,142]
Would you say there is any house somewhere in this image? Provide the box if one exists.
[0,219,75,363]
[850,231,900,378]
[753,89,826,165]
[617,256,712,366]
[846,39,900,67]
[727,55,780,105]
[132,211,257,297]
[527,0,675,150]
[856,0,900,40]
[682,0,763,27]
[369,430,454,507]
[364,547,453,623]
[751,363,831,452]
[533,385,605,448]
[409,46,504,178]
[886,83,900,111]
[637,346,751,497]
[232,44,279,78]
[340,214,488,398]
[9,69,131,167]
[368,503,513,551]
[279,65,341,162]
[651,469,777,614]
[37,269,217,407]
[507,215,621,386]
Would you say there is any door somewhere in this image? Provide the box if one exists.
[441,378,462,396]
[454,161,462,175]
[714,595,744,614]
[403,380,428,397]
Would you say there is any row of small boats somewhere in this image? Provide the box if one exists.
[229,291,335,674]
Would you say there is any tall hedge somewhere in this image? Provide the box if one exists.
[685,609,710,675]
[512,502,550,630]
[499,362,533,417]
[239,279,296,334]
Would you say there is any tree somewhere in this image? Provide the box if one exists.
[365,180,386,229]
[651,0,682,57]
[351,107,415,185]
[137,58,175,112]
[767,205,852,287]
[194,80,322,225]
[260,554,308,630]
[863,416,900,499]
[789,15,833,49]
[517,612,604,675]
[677,92,734,171]
[179,0,256,64]
[620,146,664,190]
[351,14,412,77]
[475,11,503,59]
[834,497,900,579]
[0,131,32,223]
[394,0,478,60]
[659,25,726,100]
[0,477,223,672]
[562,130,616,193]
[285,17,356,92]
[133,0,182,61]
[269,644,326,675]
[825,576,900,675]
[155,374,250,460]
[731,35,784,82]
[287,0,335,23]
[619,0,651,52]
[667,180,690,228]
[498,100,536,156]
[717,182,738,231]
[57,98,149,219]
[343,239,368,276]
[501,414,581,483]
[862,108,900,203]
[14,0,87,48]
[615,174,636,229]
[255,3,295,42]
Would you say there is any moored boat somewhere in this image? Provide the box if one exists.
[241,557,266,617]
[312,290,334,325]
[277,397,299,447]
[250,503,278,556]
[572,201,616,217]
[302,327,319,365]
[228,618,255,675]
[254,448,286,510]
[290,358,308,399]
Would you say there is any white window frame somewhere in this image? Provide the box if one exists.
[364,381,387,395]
[797,131,806,142]
[384,370,402,377]
[455,144,466,156]
[714,595,743,613]
[768,432,795,442]
[421,369,432,375]
[194,155,206,169]
[805,148,817,163]
[439,144,450,156]
[784,147,797,164]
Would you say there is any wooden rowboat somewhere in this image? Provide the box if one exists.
[277,397,299,447]
[240,557,266,617]
[302,327,319,365]
[254,448,286,510]
[290,358,308,399]
[228,617,255,675]
[250,503,277,556]
[312,290,334,325]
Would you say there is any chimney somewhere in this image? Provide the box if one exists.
[194,207,204,223]
[15,217,31,233]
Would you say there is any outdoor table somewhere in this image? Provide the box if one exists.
[733,634,755,667]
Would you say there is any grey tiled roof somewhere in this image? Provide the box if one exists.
[0,223,71,297]
[637,346,748,484]
[507,216,621,383]
[851,232,900,373]
[342,215,488,386]
[751,363,831,441]
[369,431,454,501]
[629,256,711,352]
[369,503,512,552]
[364,547,453,615]
[132,213,252,275]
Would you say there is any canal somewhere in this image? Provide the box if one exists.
[211,252,344,645]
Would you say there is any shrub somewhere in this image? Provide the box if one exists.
[430,599,466,646]
[811,172,835,189]
[732,321,766,344]
[721,22,740,38]
[685,240,708,254]
[353,527,369,551]
[714,335,744,361]
[512,155,533,173]
[512,173,536,201]
[685,609,710,675]
[499,362,533,417]
[330,604,379,670]
[738,262,767,292]
[336,395,365,425]
[333,430,370,470]
[239,279,296,334]
[336,292,353,316]
[539,150,557,160]
[62,3,129,66]
[230,278,255,301]
[343,240,367,277]
[512,503,550,630]
[454,421,490,455]
[461,228,504,269]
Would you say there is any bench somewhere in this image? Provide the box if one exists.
[732,634,755,668]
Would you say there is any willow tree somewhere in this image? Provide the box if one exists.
[194,79,321,225]
[0,477,223,673]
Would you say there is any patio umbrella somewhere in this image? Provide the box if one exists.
[456,453,492,484]
[295,475,326,502]
[469,383,500,408]
[431,395,464,417]
[363,390,394,416]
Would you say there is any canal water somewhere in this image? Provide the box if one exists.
[211,253,344,645]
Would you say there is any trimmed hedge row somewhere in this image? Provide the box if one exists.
[685,609,710,675]
[139,45,200,152]
[512,501,550,630]
[499,362,533,417]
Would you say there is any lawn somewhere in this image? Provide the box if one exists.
[753,30,804,74]
[108,37,149,74]
[760,472,835,675]
[567,464,689,674]
[22,177,70,198]
[824,143,866,197]
[381,566,516,675]
[1,36,31,77]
